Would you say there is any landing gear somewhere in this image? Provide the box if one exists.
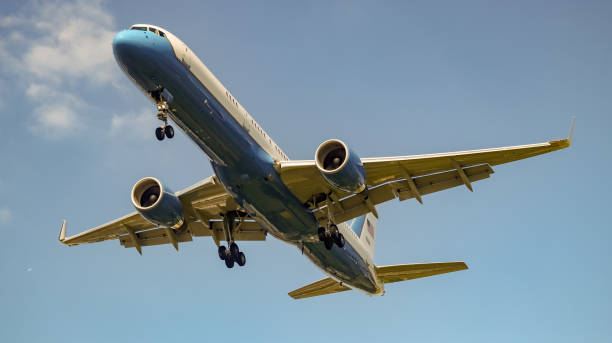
[217,212,247,268]
[164,125,174,138]
[218,246,227,260]
[155,127,165,141]
[335,231,345,248]
[318,224,345,250]
[155,100,174,141]
[224,255,235,268]
[218,242,246,268]
[237,252,246,267]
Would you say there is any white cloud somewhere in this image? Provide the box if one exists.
[26,267,32,272]
[0,15,27,27]
[0,207,11,223]
[0,0,120,137]
[110,108,158,140]
[30,104,83,138]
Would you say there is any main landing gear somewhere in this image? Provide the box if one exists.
[218,242,246,268]
[217,211,247,268]
[318,224,345,251]
[155,101,174,141]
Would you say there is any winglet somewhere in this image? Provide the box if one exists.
[568,116,575,146]
[58,220,67,244]
[548,117,575,149]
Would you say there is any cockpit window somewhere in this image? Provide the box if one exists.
[129,26,167,38]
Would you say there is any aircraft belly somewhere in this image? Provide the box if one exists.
[133,40,379,295]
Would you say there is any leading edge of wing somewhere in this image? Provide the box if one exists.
[362,118,574,164]
[280,118,574,168]
[58,212,145,246]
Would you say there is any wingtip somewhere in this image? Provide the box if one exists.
[58,220,67,244]
[568,116,576,146]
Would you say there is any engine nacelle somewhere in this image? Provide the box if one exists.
[131,177,184,229]
[315,139,366,193]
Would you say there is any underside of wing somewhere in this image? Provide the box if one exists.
[59,176,266,254]
[288,277,350,299]
[278,120,573,225]
[376,262,468,284]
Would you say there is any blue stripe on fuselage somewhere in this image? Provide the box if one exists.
[113,29,379,294]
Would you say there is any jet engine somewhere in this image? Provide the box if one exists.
[315,139,366,193]
[131,177,184,229]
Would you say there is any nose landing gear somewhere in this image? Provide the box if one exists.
[155,101,174,141]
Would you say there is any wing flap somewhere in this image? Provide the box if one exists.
[120,228,193,248]
[288,277,351,299]
[315,164,493,224]
[376,262,468,284]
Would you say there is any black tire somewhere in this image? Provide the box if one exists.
[218,246,227,260]
[237,252,246,266]
[155,127,165,141]
[229,242,240,260]
[324,237,334,250]
[329,224,339,241]
[335,233,345,248]
[317,227,326,242]
[225,255,235,268]
[165,125,174,138]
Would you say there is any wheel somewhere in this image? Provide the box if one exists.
[225,255,235,268]
[335,233,345,248]
[329,224,339,241]
[237,252,246,266]
[317,227,326,242]
[229,242,240,260]
[218,246,227,260]
[165,125,174,138]
[155,127,165,141]
[324,237,334,250]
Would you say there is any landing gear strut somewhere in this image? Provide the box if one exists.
[217,212,247,268]
[155,101,174,141]
[318,224,345,250]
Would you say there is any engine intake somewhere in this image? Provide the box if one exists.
[315,139,366,193]
[131,177,184,229]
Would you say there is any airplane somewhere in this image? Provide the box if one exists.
[58,24,573,299]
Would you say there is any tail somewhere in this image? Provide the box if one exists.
[349,212,377,258]
[288,262,467,299]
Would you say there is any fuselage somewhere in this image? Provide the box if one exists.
[112,25,384,295]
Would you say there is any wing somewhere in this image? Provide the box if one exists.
[59,176,266,254]
[278,120,574,225]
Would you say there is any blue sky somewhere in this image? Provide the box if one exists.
[1,0,610,341]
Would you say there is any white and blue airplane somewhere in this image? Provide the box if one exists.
[58,24,573,299]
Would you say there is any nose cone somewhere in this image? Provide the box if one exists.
[112,30,143,64]
[112,29,162,91]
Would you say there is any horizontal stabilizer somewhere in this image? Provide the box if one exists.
[376,262,468,284]
[288,277,350,300]
[288,262,467,299]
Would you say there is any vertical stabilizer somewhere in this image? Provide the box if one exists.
[349,213,377,258]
